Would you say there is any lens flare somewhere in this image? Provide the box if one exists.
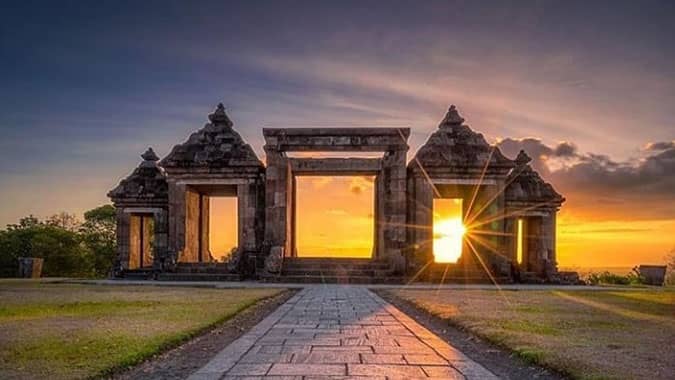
[433,217,466,263]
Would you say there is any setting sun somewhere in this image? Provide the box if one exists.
[433,198,466,263]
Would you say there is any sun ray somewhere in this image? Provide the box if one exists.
[464,145,496,224]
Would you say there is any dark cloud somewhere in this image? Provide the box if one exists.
[497,138,675,220]
[497,138,580,176]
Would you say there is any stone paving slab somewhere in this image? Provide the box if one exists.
[188,286,499,379]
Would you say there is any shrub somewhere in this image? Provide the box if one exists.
[586,270,644,286]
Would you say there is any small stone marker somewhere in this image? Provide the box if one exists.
[18,257,43,278]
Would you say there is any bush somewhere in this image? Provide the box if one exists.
[586,270,644,286]
[0,206,117,278]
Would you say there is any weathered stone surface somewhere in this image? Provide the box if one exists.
[264,246,284,274]
[505,150,565,205]
[17,257,43,278]
[108,147,168,205]
[412,105,514,172]
[161,104,263,170]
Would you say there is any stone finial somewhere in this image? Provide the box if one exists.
[440,105,465,126]
[141,147,160,162]
[515,149,532,166]
[208,103,234,127]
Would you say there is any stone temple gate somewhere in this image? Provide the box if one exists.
[262,128,409,273]
[109,104,569,283]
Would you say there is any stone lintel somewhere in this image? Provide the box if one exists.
[174,178,256,186]
[263,128,410,152]
[289,158,382,175]
[263,127,410,137]
[505,204,556,216]
[431,178,497,185]
[122,207,164,214]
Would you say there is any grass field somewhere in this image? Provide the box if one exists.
[0,280,284,379]
[389,288,674,380]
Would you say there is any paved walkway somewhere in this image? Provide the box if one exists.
[189,286,497,379]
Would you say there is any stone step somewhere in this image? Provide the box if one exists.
[262,275,405,285]
[282,259,391,271]
[175,267,234,274]
[121,269,153,280]
[423,276,513,284]
[281,269,395,277]
[156,273,242,282]
[175,263,229,268]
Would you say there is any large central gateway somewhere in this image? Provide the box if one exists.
[262,127,410,272]
[108,104,570,283]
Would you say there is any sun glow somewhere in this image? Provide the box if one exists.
[433,198,466,263]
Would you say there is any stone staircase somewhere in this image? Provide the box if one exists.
[119,263,242,281]
[422,263,513,284]
[157,262,243,281]
[263,258,405,284]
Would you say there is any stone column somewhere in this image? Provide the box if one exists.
[199,195,210,262]
[503,216,517,263]
[168,180,187,261]
[412,175,433,269]
[263,149,291,271]
[381,150,408,273]
[115,208,130,272]
[153,208,169,270]
[183,187,201,262]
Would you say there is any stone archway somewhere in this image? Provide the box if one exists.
[262,128,410,272]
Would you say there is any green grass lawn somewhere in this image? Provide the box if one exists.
[0,280,284,379]
[389,288,675,380]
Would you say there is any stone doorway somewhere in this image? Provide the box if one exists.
[181,184,238,263]
[293,175,375,258]
[262,127,410,272]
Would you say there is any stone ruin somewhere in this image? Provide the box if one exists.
[108,103,566,283]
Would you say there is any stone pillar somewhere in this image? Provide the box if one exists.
[168,180,187,261]
[412,175,433,269]
[129,214,141,269]
[263,149,291,270]
[375,174,384,258]
[200,195,211,261]
[381,150,407,273]
[525,216,543,273]
[115,208,130,272]
[183,187,201,262]
[503,216,517,263]
[153,208,169,269]
[540,211,557,276]
[142,215,154,267]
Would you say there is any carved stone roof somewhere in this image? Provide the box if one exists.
[505,150,565,206]
[411,105,514,173]
[160,104,263,170]
[108,148,168,204]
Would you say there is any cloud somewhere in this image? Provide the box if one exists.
[497,139,675,220]
[644,140,675,151]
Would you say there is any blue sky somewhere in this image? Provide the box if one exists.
[1,0,674,226]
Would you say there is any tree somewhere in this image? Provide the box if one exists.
[0,216,93,277]
[46,212,80,232]
[80,205,117,277]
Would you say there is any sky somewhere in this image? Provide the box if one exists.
[1,1,674,267]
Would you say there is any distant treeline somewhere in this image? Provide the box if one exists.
[0,205,116,278]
